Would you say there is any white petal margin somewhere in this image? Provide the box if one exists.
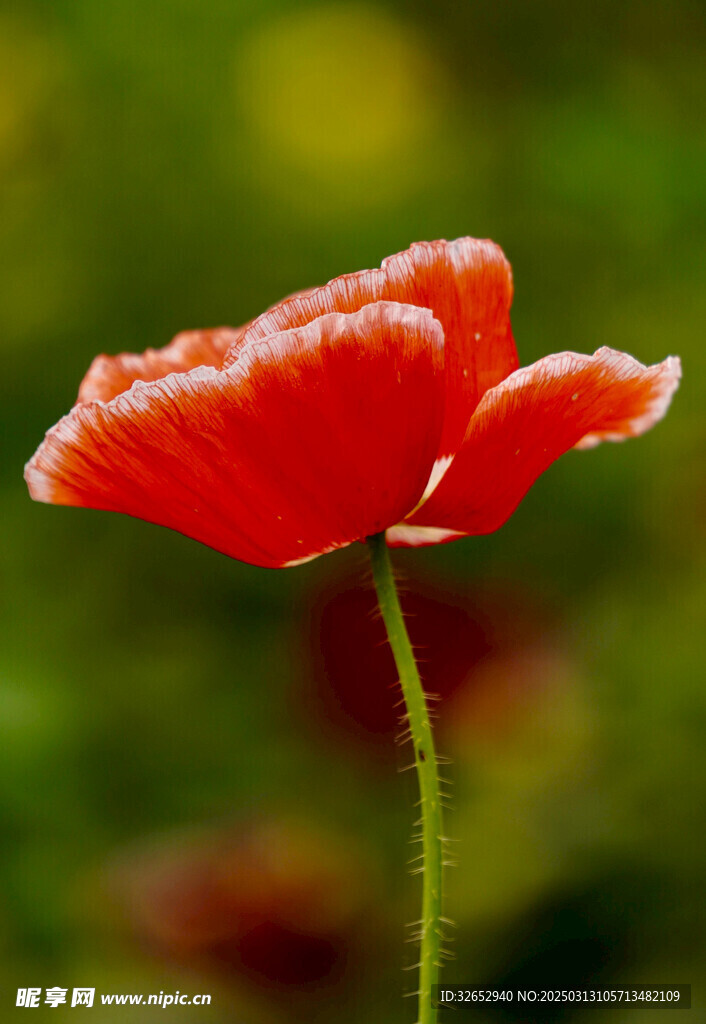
[281,541,349,568]
[399,453,455,521]
[422,454,454,500]
[385,524,466,547]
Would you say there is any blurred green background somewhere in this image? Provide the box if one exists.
[1,0,704,1020]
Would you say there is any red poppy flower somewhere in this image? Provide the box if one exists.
[25,238,680,568]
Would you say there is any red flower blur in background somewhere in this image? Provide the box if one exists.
[25,238,680,568]
[108,821,379,996]
[302,571,549,759]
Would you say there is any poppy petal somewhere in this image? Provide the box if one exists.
[397,347,681,540]
[26,302,445,568]
[77,326,247,404]
[222,238,517,458]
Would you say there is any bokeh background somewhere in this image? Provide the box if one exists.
[2,0,704,1020]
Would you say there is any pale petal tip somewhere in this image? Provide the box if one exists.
[24,455,55,505]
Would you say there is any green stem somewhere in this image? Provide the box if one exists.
[367,531,443,1024]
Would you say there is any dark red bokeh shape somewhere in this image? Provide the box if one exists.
[302,574,545,755]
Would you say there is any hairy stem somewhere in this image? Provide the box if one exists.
[367,531,443,1024]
